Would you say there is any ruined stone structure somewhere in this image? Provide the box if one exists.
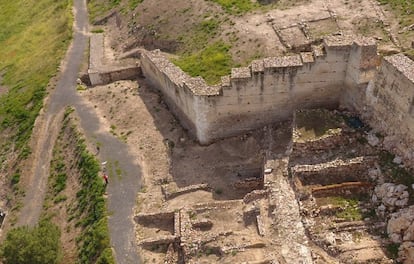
[88,34,141,85]
[140,35,414,165]
[365,54,414,164]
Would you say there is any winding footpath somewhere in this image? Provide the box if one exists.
[17,0,141,263]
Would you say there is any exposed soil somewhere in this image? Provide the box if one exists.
[96,0,412,68]
[81,1,414,262]
[42,114,85,263]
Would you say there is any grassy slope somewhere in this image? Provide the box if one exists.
[43,108,114,264]
[0,0,72,166]
[89,0,414,83]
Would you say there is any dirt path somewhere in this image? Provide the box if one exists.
[17,0,141,263]
[18,0,89,228]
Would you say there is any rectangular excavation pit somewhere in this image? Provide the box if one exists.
[184,201,262,239]
[293,109,345,144]
[209,166,264,200]
[307,19,339,40]
[135,211,175,238]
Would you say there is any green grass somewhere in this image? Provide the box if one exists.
[0,0,72,229]
[43,108,114,263]
[0,0,72,162]
[324,196,364,221]
[173,42,234,84]
[208,0,259,14]
[88,0,122,23]
[72,122,114,264]
[377,0,414,26]
[0,219,62,264]
[128,0,143,10]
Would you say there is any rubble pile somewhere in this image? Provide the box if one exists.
[387,206,414,264]
[372,183,409,216]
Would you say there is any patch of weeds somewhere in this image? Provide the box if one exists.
[215,188,223,195]
[91,28,104,34]
[88,0,121,23]
[173,42,233,84]
[11,173,20,186]
[48,109,114,263]
[356,136,368,144]
[188,211,197,220]
[54,194,67,204]
[76,84,86,91]
[386,242,400,259]
[207,0,259,14]
[110,124,117,135]
[327,196,363,221]
[377,0,414,27]
[128,0,143,10]
[140,185,147,193]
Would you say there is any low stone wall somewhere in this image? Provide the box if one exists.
[134,210,175,224]
[140,36,378,144]
[162,183,210,200]
[291,156,375,186]
[263,157,313,263]
[311,181,373,197]
[138,235,178,247]
[243,189,269,204]
[88,34,141,86]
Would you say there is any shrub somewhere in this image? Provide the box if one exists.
[0,220,61,264]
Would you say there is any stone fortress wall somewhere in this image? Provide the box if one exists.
[140,35,414,161]
[365,53,414,162]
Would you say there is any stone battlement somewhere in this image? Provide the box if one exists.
[140,35,413,164]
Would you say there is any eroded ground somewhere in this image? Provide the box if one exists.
[81,0,414,263]
[81,78,413,263]
[99,0,412,70]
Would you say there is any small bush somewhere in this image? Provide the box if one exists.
[11,173,20,186]
[386,243,400,259]
[0,220,61,264]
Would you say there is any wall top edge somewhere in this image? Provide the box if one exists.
[323,35,376,49]
[384,54,414,83]
[184,77,221,96]
[142,35,379,97]
[263,55,303,69]
[231,67,251,79]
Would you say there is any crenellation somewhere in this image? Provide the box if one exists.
[221,75,231,88]
[385,54,414,83]
[311,44,325,58]
[183,77,220,96]
[139,36,414,149]
[251,59,265,73]
[263,55,303,69]
[231,67,252,80]
[323,35,354,50]
[300,52,314,64]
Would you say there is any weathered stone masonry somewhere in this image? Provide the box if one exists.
[140,35,414,162]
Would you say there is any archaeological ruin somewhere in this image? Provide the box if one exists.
[88,33,414,263]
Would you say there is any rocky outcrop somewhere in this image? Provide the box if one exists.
[387,206,414,264]
[372,183,409,215]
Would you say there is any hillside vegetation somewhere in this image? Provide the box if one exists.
[42,108,114,264]
[87,0,414,85]
[0,0,73,213]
